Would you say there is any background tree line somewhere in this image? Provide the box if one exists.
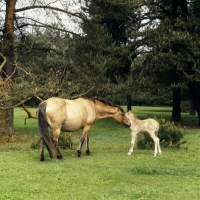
[0,0,200,136]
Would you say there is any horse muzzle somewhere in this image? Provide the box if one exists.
[123,122,131,128]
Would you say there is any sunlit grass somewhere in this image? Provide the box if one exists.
[0,106,199,199]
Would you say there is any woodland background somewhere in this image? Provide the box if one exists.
[0,0,200,136]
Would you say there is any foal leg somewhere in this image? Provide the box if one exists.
[155,128,161,155]
[149,131,159,156]
[52,128,63,159]
[40,137,45,161]
[157,137,162,155]
[127,132,137,155]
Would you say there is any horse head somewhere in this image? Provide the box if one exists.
[125,111,139,125]
[114,107,131,128]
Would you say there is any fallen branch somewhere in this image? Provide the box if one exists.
[21,103,38,125]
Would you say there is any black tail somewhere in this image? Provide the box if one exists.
[38,102,53,159]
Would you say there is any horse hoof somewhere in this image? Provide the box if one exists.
[86,150,91,155]
[77,150,82,157]
[127,152,131,156]
[57,155,64,160]
[40,159,45,162]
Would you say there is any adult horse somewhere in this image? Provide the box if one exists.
[38,96,131,161]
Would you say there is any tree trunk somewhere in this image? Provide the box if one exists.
[127,94,131,111]
[0,80,14,135]
[189,101,196,115]
[188,82,200,125]
[171,88,181,121]
[0,0,17,136]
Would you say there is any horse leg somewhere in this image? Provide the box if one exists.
[40,137,45,161]
[77,136,85,157]
[155,127,162,155]
[127,132,137,155]
[52,128,63,159]
[77,125,91,157]
[85,135,91,155]
[157,136,162,155]
[149,131,159,156]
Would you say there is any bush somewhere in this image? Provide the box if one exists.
[137,118,186,149]
[59,132,73,149]
[31,132,73,149]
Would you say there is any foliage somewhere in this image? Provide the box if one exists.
[137,118,186,150]
[131,0,200,121]
[1,0,200,137]
[57,132,73,149]
[30,132,73,150]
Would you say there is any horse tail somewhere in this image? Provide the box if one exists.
[38,102,53,159]
[155,121,159,136]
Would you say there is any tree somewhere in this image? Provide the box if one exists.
[0,0,17,135]
[0,0,84,136]
[82,0,140,82]
[79,0,147,107]
[130,0,200,123]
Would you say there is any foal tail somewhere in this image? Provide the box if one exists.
[38,102,53,159]
[155,122,160,136]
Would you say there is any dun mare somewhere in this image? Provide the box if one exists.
[38,97,131,161]
[125,111,161,156]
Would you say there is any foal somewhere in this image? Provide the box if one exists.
[125,111,161,156]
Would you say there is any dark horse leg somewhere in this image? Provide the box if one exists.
[40,137,45,161]
[52,138,63,159]
[77,136,85,157]
[77,126,91,157]
[85,135,91,155]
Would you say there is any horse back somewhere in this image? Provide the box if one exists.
[44,97,68,127]
[44,97,96,131]
[146,118,159,132]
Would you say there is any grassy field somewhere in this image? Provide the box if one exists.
[0,106,200,200]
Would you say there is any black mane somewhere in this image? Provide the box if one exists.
[81,96,124,112]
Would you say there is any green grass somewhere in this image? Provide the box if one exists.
[0,106,200,199]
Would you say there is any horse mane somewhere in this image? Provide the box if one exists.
[132,113,139,119]
[81,96,124,112]
[127,111,139,120]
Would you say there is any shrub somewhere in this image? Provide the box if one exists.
[137,118,186,149]
[30,132,73,149]
[58,132,73,149]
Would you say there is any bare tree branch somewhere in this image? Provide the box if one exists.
[21,103,38,125]
[15,5,86,19]
[71,86,95,99]
[16,17,82,36]
[0,52,6,72]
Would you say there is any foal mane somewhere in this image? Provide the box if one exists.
[82,96,124,112]
[131,112,139,119]
[127,111,139,119]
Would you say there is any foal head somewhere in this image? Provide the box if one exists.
[125,110,137,121]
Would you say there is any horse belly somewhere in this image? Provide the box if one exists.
[61,120,83,132]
